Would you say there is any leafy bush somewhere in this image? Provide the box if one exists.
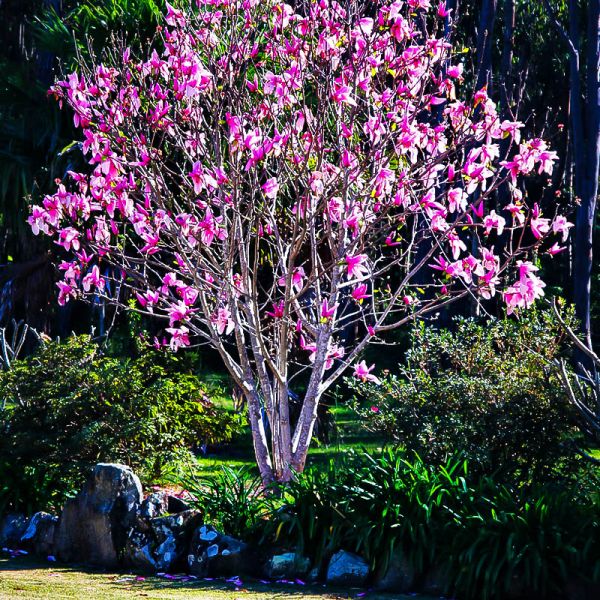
[179,465,267,541]
[0,335,242,514]
[264,459,354,570]
[449,480,600,599]
[264,449,600,598]
[265,451,471,577]
[350,310,581,484]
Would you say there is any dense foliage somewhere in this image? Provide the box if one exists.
[194,451,600,600]
[0,335,242,514]
[350,309,582,483]
[180,465,267,541]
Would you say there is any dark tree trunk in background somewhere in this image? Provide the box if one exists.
[543,0,600,355]
[571,0,600,350]
[499,0,515,113]
[475,0,498,91]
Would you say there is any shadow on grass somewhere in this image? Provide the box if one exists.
[0,556,436,600]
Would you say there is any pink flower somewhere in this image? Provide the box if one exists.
[278,267,305,292]
[547,243,566,256]
[266,300,285,319]
[351,284,370,302]
[353,361,381,384]
[332,84,357,107]
[447,188,467,213]
[345,254,369,280]
[504,261,546,314]
[165,326,190,351]
[320,298,338,320]
[57,281,76,306]
[261,178,279,199]
[82,265,105,293]
[483,210,506,236]
[168,300,192,326]
[552,215,573,242]
[56,227,80,252]
[212,307,234,335]
[370,405,380,414]
[530,203,550,239]
[189,162,217,194]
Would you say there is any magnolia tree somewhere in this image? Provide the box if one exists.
[30,0,570,483]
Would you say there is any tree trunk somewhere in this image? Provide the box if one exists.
[572,0,600,352]
[246,389,275,486]
[476,0,498,92]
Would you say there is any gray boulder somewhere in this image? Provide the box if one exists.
[187,524,248,577]
[140,493,169,521]
[124,508,201,572]
[264,552,311,579]
[0,513,29,547]
[54,463,142,567]
[136,492,191,533]
[326,550,369,587]
[123,529,157,571]
[422,564,451,596]
[375,549,415,592]
[150,509,201,571]
[20,512,58,556]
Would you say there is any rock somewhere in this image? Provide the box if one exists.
[150,509,201,571]
[0,513,29,547]
[124,508,201,572]
[136,493,191,534]
[307,567,320,583]
[20,512,58,556]
[422,564,451,596]
[54,463,142,567]
[167,496,190,514]
[140,493,169,521]
[123,529,157,571]
[264,552,311,579]
[375,550,415,592]
[326,550,369,587]
[187,524,249,577]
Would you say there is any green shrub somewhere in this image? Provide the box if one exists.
[264,449,600,598]
[349,309,581,484]
[264,459,354,570]
[449,479,600,599]
[0,335,243,514]
[179,465,267,541]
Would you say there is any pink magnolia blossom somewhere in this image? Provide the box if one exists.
[547,243,566,256]
[530,204,550,239]
[320,298,338,321]
[82,265,105,293]
[345,254,369,280]
[266,300,285,319]
[353,361,381,384]
[262,178,279,199]
[552,215,573,242]
[504,261,546,314]
[212,307,234,335]
[165,326,190,351]
[351,284,370,302]
[483,211,506,236]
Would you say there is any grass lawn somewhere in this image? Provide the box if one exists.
[188,404,384,479]
[0,556,437,600]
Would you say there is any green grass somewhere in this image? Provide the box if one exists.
[185,403,384,480]
[0,556,436,600]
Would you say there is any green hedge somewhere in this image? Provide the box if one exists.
[0,335,242,514]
